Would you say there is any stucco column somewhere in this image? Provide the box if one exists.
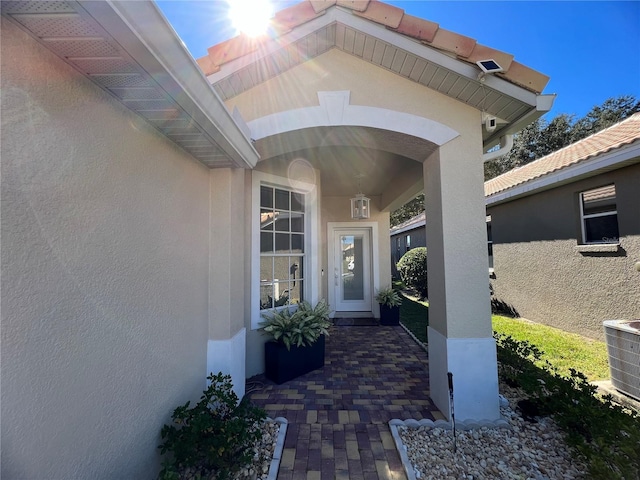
[207,168,246,398]
[423,137,499,422]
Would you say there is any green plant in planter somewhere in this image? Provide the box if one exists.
[375,286,402,307]
[158,372,267,480]
[259,299,331,350]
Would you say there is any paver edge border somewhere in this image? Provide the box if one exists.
[399,322,428,353]
[267,417,288,480]
[388,420,417,480]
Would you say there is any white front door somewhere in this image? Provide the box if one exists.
[333,229,372,312]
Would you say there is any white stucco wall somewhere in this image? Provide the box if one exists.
[1,18,212,478]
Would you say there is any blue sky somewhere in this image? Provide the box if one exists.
[157,1,640,120]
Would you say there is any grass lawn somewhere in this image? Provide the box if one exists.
[399,294,428,343]
[399,295,610,381]
[493,315,609,381]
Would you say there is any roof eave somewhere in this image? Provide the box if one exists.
[81,0,259,169]
[485,140,640,207]
[483,93,556,152]
[206,7,548,134]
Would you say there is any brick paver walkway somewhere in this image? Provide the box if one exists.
[246,324,445,480]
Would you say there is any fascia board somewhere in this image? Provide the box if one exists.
[80,0,259,169]
[391,220,425,237]
[483,94,556,151]
[334,9,539,106]
[485,141,640,207]
[209,7,539,107]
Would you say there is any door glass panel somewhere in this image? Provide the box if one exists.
[341,235,364,301]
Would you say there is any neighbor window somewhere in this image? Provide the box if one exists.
[260,186,305,310]
[580,185,619,244]
[405,235,411,252]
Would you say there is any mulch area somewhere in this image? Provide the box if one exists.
[246,325,443,480]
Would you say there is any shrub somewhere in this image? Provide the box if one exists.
[158,372,267,480]
[375,286,402,307]
[259,299,331,350]
[495,333,640,479]
[397,247,428,298]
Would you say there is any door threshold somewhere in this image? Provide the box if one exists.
[334,312,374,318]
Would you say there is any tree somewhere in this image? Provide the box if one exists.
[484,95,639,180]
[570,95,640,142]
[393,95,639,224]
[390,193,424,227]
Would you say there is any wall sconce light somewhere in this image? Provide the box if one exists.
[350,175,370,219]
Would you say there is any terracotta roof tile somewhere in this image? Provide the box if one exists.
[485,113,640,197]
[336,0,370,12]
[197,0,549,94]
[206,35,260,67]
[196,55,219,76]
[427,27,476,58]
[353,0,404,29]
[390,13,438,43]
[310,0,337,14]
[274,1,325,32]
[498,60,550,94]
[466,43,514,72]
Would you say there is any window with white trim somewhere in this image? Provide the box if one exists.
[259,185,305,310]
[405,234,411,252]
[580,185,619,244]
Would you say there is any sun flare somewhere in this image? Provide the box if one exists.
[227,0,274,37]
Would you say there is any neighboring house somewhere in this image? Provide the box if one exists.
[390,211,426,276]
[2,1,554,477]
[486,113,640,341]
[390,211,494,275]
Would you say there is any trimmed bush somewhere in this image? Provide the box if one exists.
[397,247,427,298]
[158,372,267,479]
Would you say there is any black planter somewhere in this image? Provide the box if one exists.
[264,335,325,384]
[379,304,400,325]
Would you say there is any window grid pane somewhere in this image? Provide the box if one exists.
[260,185,305,310]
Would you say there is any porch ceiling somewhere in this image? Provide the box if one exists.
[1,0,258,169]
[255,126,434,197]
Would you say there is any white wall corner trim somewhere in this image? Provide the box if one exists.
[247,91,459,146]
[427,326,500,422]
[207,328,246,400]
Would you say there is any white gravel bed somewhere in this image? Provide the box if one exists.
[178,419,281,480]
[397,391,588,480]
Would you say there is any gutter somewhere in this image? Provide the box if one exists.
[483,134,514,163]
[81,0,260,169]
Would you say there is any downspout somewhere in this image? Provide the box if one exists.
[483,134,514,163]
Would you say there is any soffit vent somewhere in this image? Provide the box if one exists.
[1,0,236,168]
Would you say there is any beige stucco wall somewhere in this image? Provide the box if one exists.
[489,163,640,340]
[1,18,212,478]
[226,48,475,130]
[235,47,485,375]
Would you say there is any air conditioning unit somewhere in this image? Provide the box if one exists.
[603,320,640,401]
